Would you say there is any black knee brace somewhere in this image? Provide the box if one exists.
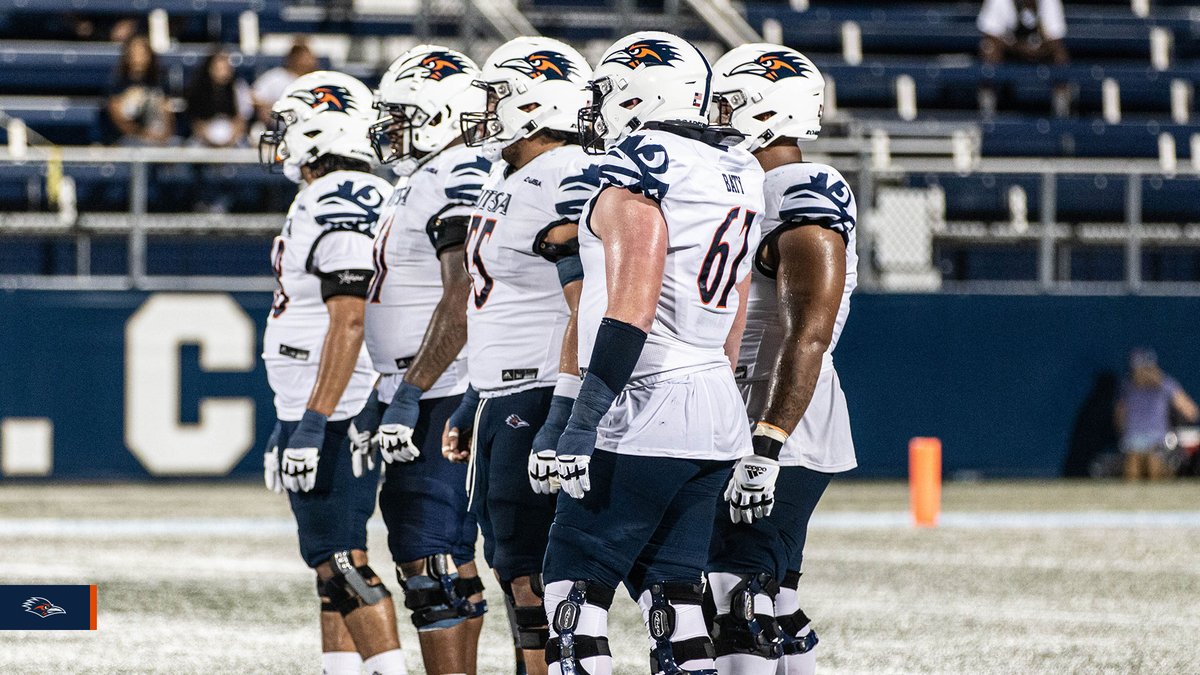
[503,575,552,651]
[646,582,717,675]
[710,573,783,659]
[548,580,615,675]
[777,570,818,655]
[319,550,391,616]
[396,554,486,630]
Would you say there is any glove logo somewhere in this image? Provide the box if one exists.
[505,414,530,429]
[745,464,768,480]
[23,597,66,618]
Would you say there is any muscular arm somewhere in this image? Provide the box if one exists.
[724,275,752,372]
[403,245,472,391]
[307,295,366,415]
[759,225,846,433]
[591,188,667,332]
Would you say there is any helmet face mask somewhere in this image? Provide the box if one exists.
[259,107,302,172]
[459,80,515,148]
[368,102,431,165]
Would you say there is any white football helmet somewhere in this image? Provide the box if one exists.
[579,31,712,153]
[710,44,824,151]
[459,37,591,157]
[281,110,378,173]
[258,70,374,182]
[370,45,483,176]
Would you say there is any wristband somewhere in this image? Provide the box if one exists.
[751,421,788,460]
[554,372,583,400]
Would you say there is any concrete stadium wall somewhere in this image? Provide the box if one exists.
[1,290,1197,479]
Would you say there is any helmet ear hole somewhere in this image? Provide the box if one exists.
[752,110,776,122]
[619,97,641,110]
[430,111,444,126]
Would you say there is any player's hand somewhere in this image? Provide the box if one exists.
[349,391,382,477]
[282,410,326,492]
[528,394,573,494]
[376,382,422,463]
[725,454,780,524]
[442,386,480,464]
[555,424,597,499]
[263,421,283,494]
[528,450,560,494]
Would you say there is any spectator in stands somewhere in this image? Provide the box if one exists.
[1115,348,1199,480]
[977,0,1071,118]
[252,40,319,125]
[185,48,254,147]
[106,34,175,146]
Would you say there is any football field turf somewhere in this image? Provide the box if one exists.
[1,480,1197,673]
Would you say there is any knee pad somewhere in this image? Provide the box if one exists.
[546,579,615,675]
[502,575,552,651]
[320,551,391,616]
[709,573,783,659]
[397,554,486,631]
[641,582,717,675]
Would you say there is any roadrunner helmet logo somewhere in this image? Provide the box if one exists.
[397,51,471,81]
[294,85,357,113]
[727,51,811,81]
[22,597,66,618]
[499,51,576,80]
[602,39,681,69]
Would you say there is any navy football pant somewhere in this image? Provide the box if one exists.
[378,393,478,566]
[543,449,733,595]
[281,417,380,568]
[468,386,557,583]
[708,465,832,580]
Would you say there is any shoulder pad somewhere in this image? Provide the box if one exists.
[310,176,387,235]
[596,134,671,202]
[778,167,856,234]
[555,163,602,221]
[445,154,493,204]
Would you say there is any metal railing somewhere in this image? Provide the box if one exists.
[3,144,1200,294]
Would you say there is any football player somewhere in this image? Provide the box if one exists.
[357,44,491,675]
[441,36,597,675]
[541,31,765,675]
[259,77,406,675]
[705,45,858,675]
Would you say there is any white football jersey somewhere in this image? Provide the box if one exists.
[738,161,858,471]
[577,128,765,461]
[464,144,599,397]
[262,169,392,421]
[364,145,491,400]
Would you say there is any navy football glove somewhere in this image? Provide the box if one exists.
[377,381,422,463]
[349,390,382,478]
[282,410,326,493]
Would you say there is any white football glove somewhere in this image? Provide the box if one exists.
[556,455,592,499]
[725,455,780,524]
[528,450,561,495]
[349,421,376,478]
[263,445,283,494]
[281,446,319,492]
[376,424,419,463]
